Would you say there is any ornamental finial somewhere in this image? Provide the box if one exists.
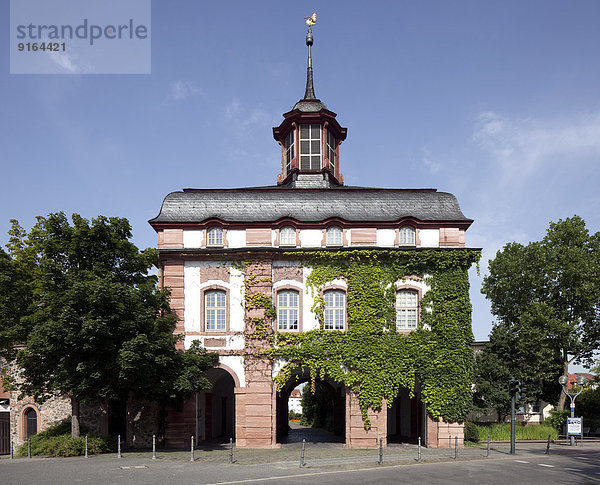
[303,13,316,100]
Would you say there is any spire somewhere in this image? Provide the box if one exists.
[304,26,316,100]
[303,13,317,100]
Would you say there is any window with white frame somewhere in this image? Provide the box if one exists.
[326,130,336,171]
[396,289,418,330]
[277,290,299,331]
[299,124,321,171]
[280,226,296,246]
[326,226,343,246]
[207,227,223,246]
[398,226,416,246]
[285,129,295,173]
[324,289,345,330]
[205,290,226,331]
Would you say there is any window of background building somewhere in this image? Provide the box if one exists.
[205,290,226,331]
[324,289,345,330]
[277,290,299,331]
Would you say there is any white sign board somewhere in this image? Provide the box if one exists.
[567,417,582,436]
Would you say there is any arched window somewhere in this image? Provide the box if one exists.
[396,289,418,330]
[205,290,226,331]
[398,226,416,246]
[25,407,37,437]
[326,226,343,246]
[280,227,296,246]
[299,124,321,171]
[324,289,345,330]
[277,290,299,331]
[207,227,223,246]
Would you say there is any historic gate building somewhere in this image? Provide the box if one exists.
[150,24,475,449]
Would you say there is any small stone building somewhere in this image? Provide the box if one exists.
[149,26,477,449]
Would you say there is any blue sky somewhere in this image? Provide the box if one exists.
[2,1,600,366]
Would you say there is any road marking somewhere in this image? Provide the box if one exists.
[538,464,554,468]
[565,468,582,472]
[119,466,148,469]
[576,456,590,460]
[515,460,529,464]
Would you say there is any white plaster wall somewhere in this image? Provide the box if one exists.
[219,355,246,388]
[299,229,322,248]
[377,229,396,247]
[271,229,277,246]
[346,229,352,246]
[183,230,203,248]
[419,229,440,248]
[227,229,246,248]
[184,262,202,332]
[272,358,286,378]
[229,266,245,332]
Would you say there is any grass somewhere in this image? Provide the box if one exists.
[474,423,558,442]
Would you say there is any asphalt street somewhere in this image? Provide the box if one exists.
[2,442,600,484]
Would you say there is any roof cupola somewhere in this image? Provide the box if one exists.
[273,14,347,188]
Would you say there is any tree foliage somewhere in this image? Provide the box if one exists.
[1,213,216,435]
[481,216,600,410]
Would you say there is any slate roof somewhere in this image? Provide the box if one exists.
[149,186,472,225]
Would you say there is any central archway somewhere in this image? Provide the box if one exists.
[275,369,345,445]
[387,387,425,445]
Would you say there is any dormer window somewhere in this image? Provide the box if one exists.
[280,226,296,246]
[299,124,321,171]
[207,227,223,246]
[326,130,336,171]
[285,130,295,174]
[326,226,343,246]
[399,226,416,246]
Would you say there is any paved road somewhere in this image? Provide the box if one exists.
[2,442,599,484]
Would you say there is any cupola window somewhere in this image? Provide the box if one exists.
[299,124,321,171]
[285,130,295,173]
[326,130,336,171]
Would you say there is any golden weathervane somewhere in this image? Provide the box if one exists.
[304,13,317,27]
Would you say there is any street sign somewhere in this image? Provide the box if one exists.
[567,417,583,436]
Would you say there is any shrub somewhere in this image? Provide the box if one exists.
[546,409,570,431]
[464,421,479,443]
[17,419,116,457]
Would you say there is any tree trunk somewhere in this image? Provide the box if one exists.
[557,353,569,411]
[71,397,80,437]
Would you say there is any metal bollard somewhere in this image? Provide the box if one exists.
[190,436,194,462]
[545,434,551,455]
[454,436,458,460]
[10,438,13,459]
[117,434,121,459]
[229,437,234,464]
[28,438,31,458]
[418,437,422,462]
[378,438,383,465]
[85,435,88,458]
[486,434,490,457]
[152,434,156,459]
[299,439,306,467]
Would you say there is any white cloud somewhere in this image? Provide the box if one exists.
[167,81,204,101]
[473,110,600,183]
[421,148,442,174]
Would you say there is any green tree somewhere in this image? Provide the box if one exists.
[481,216,600,410]
[1,213,216,436]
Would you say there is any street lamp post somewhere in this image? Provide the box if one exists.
[558,374,588,446]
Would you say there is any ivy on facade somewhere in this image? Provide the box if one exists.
[237,249,480,428]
